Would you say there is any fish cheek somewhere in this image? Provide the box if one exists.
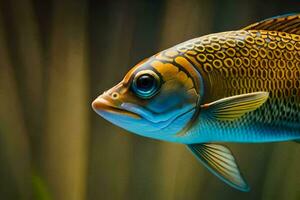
[146,80,190,114]
[115,84,147,105]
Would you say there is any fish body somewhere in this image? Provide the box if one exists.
[160,29,300,143]
[92,14,300,191]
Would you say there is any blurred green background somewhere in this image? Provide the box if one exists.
[0,0,300,199]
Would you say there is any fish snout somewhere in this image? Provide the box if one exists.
[91,89,122,112]
[92,89,141,119]
[92,94,107,111]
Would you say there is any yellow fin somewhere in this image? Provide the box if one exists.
[187,143,249,191]
[201,92,269,121]
[242,13,300,35]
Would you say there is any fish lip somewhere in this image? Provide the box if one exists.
[92,97,141,119]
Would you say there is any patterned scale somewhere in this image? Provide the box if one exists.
[149,28,300,141]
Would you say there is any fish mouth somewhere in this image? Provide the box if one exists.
[92,97,141,119]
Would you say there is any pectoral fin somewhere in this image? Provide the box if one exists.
[201,92,269,121]
[187,143,249,192]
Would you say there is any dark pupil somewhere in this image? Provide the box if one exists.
[136,75,155,91]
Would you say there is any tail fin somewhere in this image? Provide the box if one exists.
[242,13,300,35]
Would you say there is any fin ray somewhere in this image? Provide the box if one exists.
[201,92,269,121]
[202,150,238,169]
[187,143,249,191]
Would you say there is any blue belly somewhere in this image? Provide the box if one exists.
[176,116,300,144]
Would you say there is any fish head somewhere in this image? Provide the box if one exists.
[92,57,201,140]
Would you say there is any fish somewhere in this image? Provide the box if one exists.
[92,14,300,192]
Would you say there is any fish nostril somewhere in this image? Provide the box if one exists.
[111,92,119,99]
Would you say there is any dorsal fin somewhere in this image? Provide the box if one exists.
[242,13,300,35]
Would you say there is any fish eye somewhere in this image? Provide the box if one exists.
[132,70,161,99]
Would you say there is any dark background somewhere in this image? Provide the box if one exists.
[0,0,300,199]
